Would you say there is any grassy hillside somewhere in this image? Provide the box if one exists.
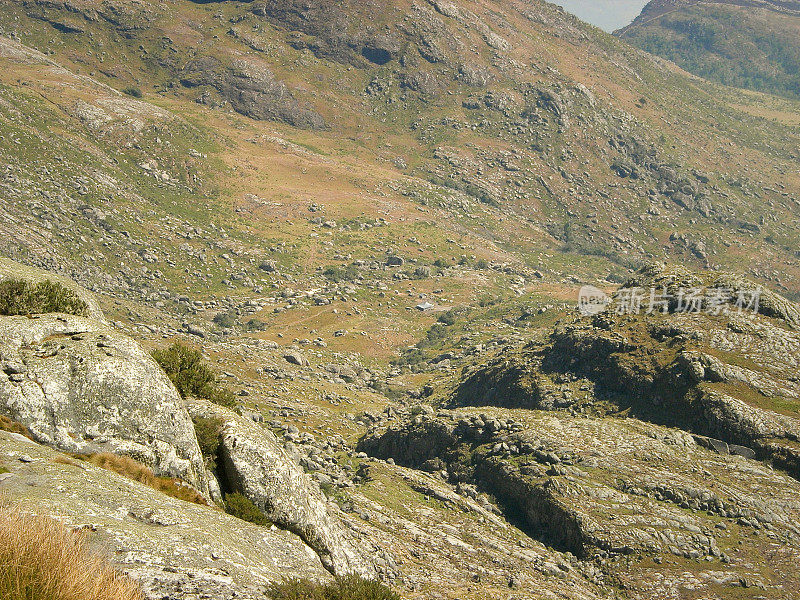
[1,0,800,358]
[618,0,800,100]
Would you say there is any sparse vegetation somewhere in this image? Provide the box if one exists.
[152,343,237,408]
[72,453,207,505]
[224,492,270,526]
[0,279,88,317]
[268,576,402,600]
[0,415,33,439]
[0,503,145,600]
[244,318,266,332]
[122,86,143,98]
[212,311,237,329]
[323,264,360,283]
[192,416,224,471]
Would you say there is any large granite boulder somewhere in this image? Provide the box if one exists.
[186,398,375,578]
[0,313,210,496]
[0,431,331,599]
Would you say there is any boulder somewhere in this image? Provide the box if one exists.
[0,431,330,599]
[185,398,375,578]
[0,313,210,497]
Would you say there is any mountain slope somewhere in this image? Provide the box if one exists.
[2,2,800,599]
[617,0,800,99]
[2,0,800,313]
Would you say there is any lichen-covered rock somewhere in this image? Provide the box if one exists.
[186,398,375,578]
[180,57,326,129]
[361,408,800,583]
[0,313,210,496]
[453,265,800,477]
[0,431,330,599]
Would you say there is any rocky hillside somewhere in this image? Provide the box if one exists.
[1,0,800,598]
[617,0,800,99]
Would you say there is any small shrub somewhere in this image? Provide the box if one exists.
[224,492,270,526]
[323,264,360,283]
[212,312,237,329]
[0,279,88,317]
[244,318,266,332]
[74,453,207,505]
[268,576,402,600]
[413,266,432,279]
[0,504,145,600]
[192,416,224,470]
[0,462,8,474]
[0,415,34,439]
[152,343,237,408]
[122,86,143,98]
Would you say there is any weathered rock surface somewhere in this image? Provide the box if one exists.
[180,57,326,129]
[0,313,210,496]
[360,408,800,594]
[186,398,375,578]
[453,264,800,477]
[0,431,330,599]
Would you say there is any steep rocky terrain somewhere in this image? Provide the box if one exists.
[0,0,800,598]
[618,0,800,99]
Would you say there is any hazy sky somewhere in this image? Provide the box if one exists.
[550,0,651,32]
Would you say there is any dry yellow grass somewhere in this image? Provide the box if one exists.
[0,503,144,600]
[0,415,33,439]
[76,453,207,506]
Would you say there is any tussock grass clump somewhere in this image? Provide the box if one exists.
[74,453,207,506]
[0,504,144,600]
[0,279,88,317]
[152,343,237,408]
[268,576,402,600]
[0,415,34,439]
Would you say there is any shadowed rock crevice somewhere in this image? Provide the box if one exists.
[358,418,593,557]
[186,398,375,579]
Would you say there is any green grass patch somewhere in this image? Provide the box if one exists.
[224,492,270,526]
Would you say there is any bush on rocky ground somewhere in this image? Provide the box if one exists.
[224,492,270,526]
[152,343,237,408]
[192,416,224,470]
[0,279,88,317]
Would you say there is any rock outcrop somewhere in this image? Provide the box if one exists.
[0,313,210,496]
[180,57,326,129]
[360,408,800,580]
[0,430,331,599]
[186,398,375,578]
[452,264,800,477]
